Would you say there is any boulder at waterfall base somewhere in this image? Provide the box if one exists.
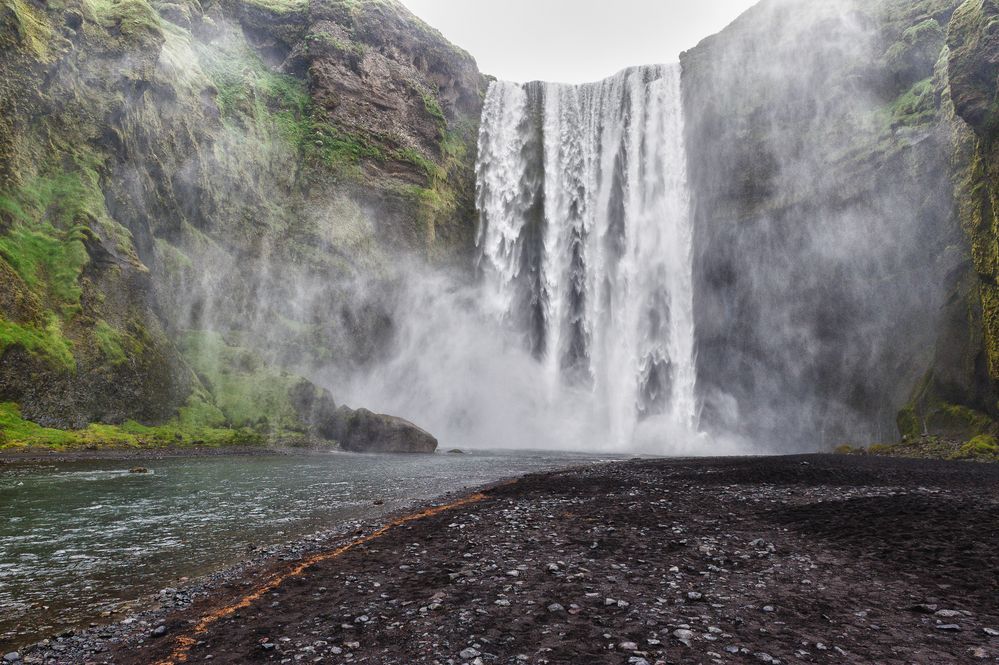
[333,407,438,454]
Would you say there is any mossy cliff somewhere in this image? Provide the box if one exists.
[680,0,985,449]
[0,0,484,448]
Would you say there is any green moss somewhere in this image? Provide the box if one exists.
[897,405,922,440]
[925,402,992,437]
[396,147,445,180]
[952,434,999,460]
[0,227,88,311]
[93,320,127,365]
[0,401,267,451]
[2,0,54,60]
[422,91,446,126]
[84,0,164,39]
[179,330,311,431]
[889,77,938,128]
[240,0,307,15]
[833,444,858,455]
[305,31,365,58]
[202,39,309,134]
[0,402,73,447]
[0,316,75,370]
[305,123,386,176]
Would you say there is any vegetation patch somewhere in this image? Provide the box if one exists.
[241,0,308,15]
[2,0,54,60]
[888,77,938,128]
[83,0,164,40]
[952,434,999,461]
[0,401,268,450]
[179,330,312,432]
[0,316,75,371]
[93,320,129,365]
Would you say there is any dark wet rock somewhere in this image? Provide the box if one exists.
[331,407,437,454]
[129,467,149,474]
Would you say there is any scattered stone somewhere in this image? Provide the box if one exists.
[459,647,481,659]
[936,624,962,632]
[129,467,149,474]
[547,603,565,613]
[3,653,20,664]
[618,641,638,651]
[150,625,167,638]
[673,629,695,643]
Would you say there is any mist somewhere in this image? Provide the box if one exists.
[88,0,961,455]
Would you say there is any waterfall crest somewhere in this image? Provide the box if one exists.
[475,64,699,448]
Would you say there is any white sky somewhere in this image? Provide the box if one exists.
[399,0,760,83]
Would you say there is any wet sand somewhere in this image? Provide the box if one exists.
[16,454,999,664]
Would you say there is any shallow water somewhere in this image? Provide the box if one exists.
[0,449,615,648]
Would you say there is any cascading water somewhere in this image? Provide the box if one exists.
[341,64,714,454]
[475,64,699,448]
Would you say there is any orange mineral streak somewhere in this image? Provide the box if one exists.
[155,491,490,665]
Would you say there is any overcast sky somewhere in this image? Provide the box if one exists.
[399,0,760,83]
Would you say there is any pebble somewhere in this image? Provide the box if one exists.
[985,628,999,637]
[3,653,20,664]
[150,625,167,638]
[618,641,638,651]
[547,603,565,613]
[935,609,962,618]
[459,647,481,659]
[936,624,962,632]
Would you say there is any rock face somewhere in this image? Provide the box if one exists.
[333,407,438,454]
[0,0,482,442]
[681,0,974,447]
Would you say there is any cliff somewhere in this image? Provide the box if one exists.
[681,0,989,450]
[0,0,484,448]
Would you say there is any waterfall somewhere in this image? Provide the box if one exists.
[475,64,699,448]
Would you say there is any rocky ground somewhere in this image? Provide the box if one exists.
[10,455,999,664]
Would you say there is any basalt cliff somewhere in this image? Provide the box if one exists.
[0,0,483,450]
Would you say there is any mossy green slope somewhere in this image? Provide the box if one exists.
[0,0,485,447]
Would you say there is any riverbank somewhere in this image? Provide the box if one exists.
[12,454,999,664]
[0,445,297,465]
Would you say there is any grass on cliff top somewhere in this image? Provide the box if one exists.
[0,401,268,451]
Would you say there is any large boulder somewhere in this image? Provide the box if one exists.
[334,407,438,454]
